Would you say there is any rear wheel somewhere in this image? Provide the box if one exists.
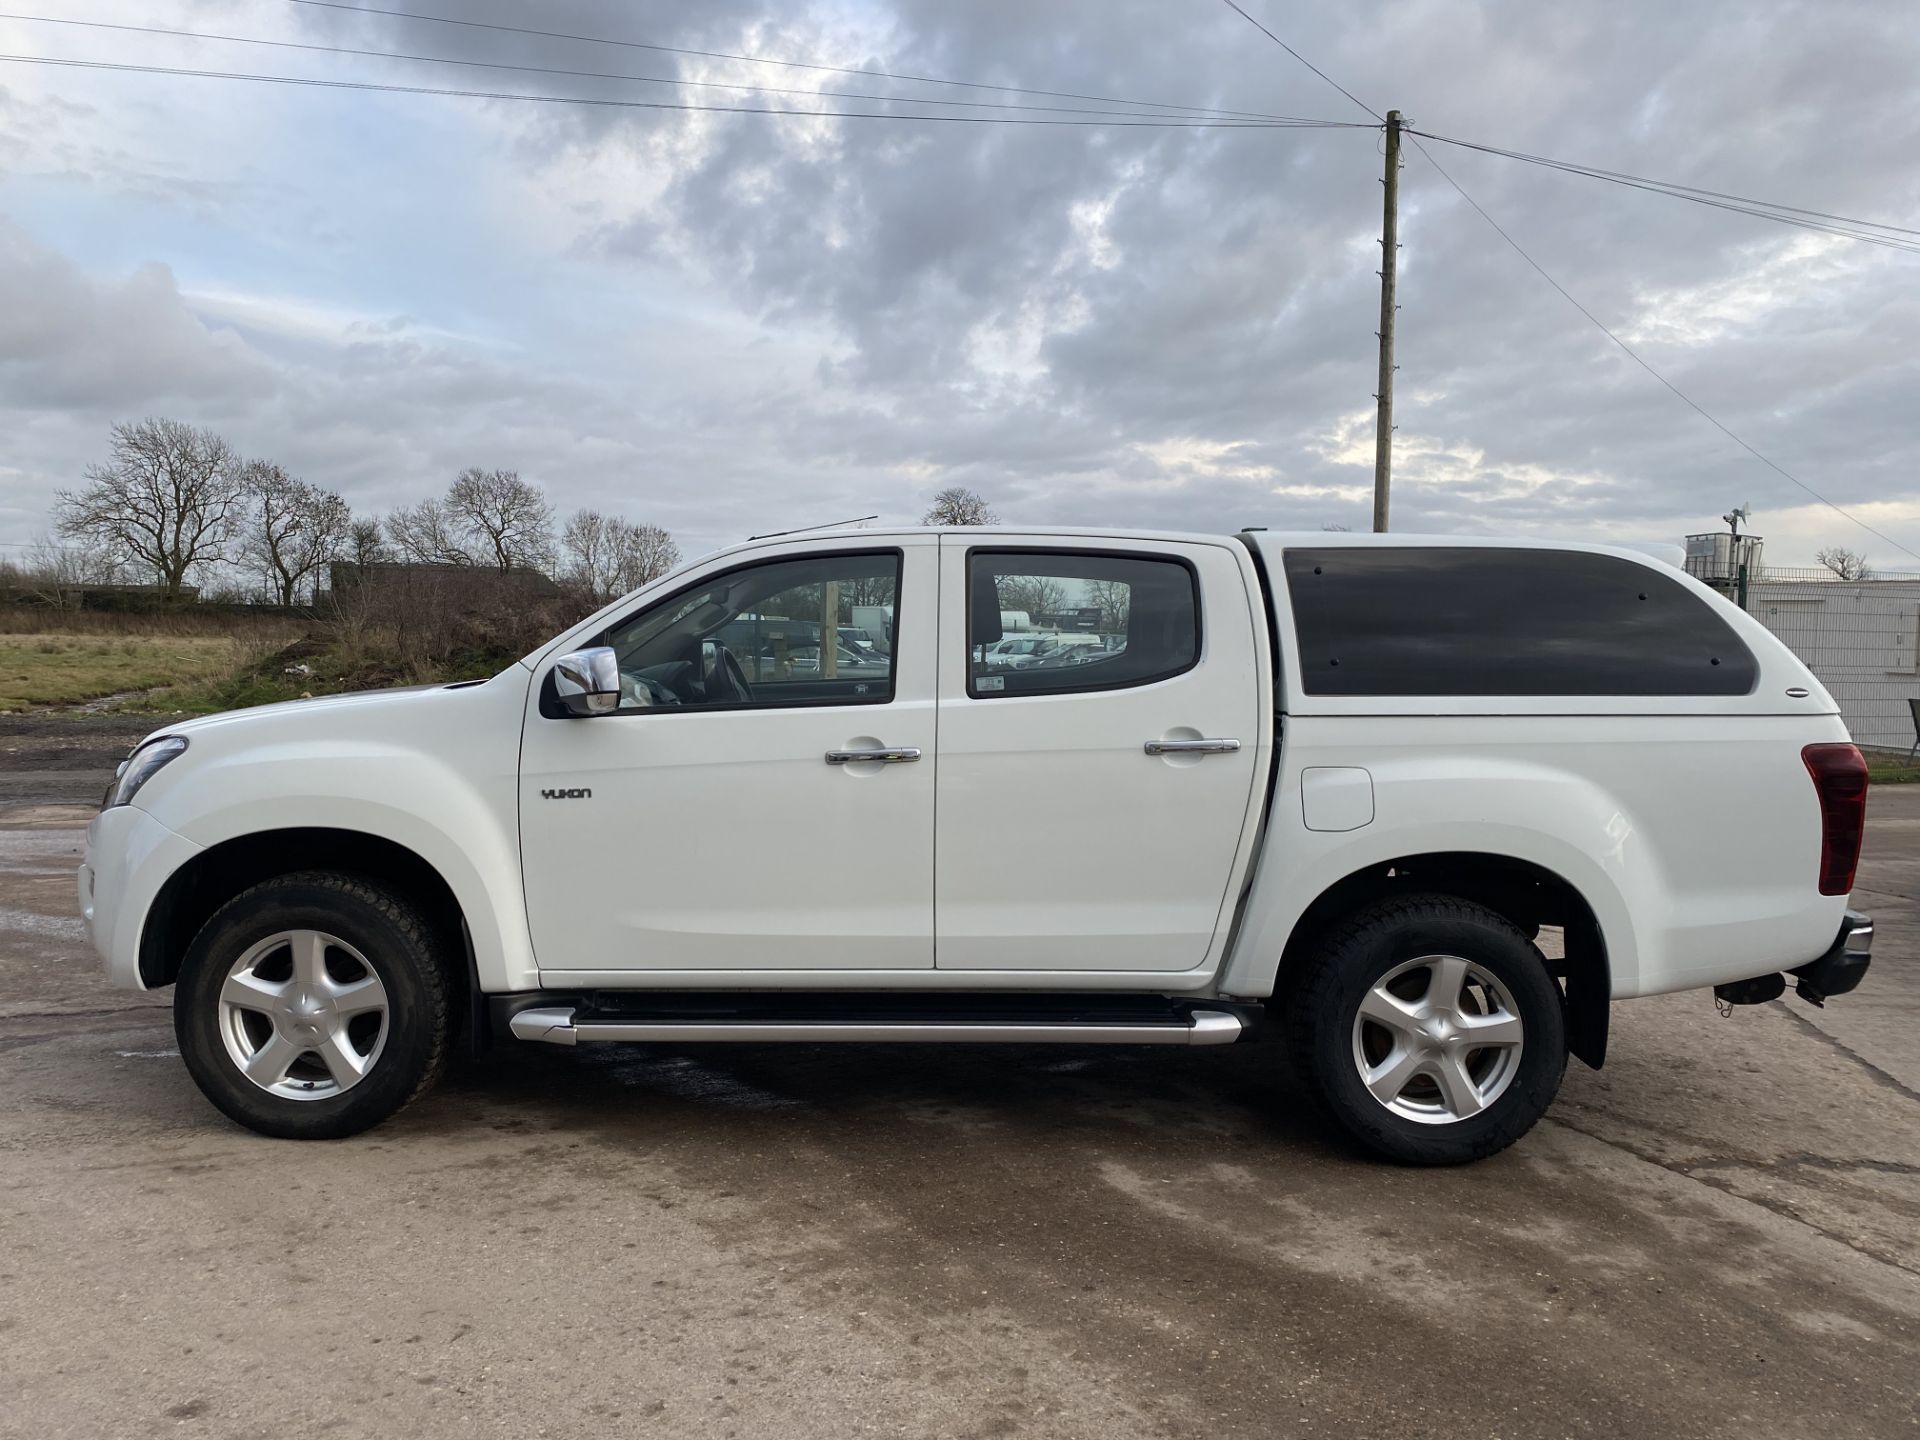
[174,872,451,1139]
[1282,895,1567,1164]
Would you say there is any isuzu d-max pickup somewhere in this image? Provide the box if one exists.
[80,528,1874,1163]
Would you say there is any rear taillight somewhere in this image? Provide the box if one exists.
[1802,743,1868,895]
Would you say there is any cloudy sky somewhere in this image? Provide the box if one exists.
[2,0,1917,570]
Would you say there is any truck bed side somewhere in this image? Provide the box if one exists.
[1224,532,1853,1001]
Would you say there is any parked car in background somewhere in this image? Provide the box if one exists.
[984,634,1062,668]
[776,643,890,677]
[1023,633,1108,667]
[838,626,881,656]
[82,526,1872,1164]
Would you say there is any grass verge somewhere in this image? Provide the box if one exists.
[0,632,261,710]
[1866,754,1920,785]
[122,640,505,715]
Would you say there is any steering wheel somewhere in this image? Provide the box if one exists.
[701,640,755,705]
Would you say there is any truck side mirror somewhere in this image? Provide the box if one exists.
[552,646,621,717]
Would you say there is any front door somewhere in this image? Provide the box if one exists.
[520,538,937,975]
[934,536,1263,972]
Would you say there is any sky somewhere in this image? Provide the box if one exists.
[1,0,1917,572]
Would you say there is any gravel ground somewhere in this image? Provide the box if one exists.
[1,716,1915,1439]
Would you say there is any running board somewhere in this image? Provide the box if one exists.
[507,1006,1245,1048]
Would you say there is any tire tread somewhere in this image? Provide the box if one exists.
[174,869,452,1139]
[1281,892,1566,1165]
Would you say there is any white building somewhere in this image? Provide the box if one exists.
[1745,575,1920,754]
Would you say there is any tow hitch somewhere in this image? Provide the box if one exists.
[1713,911,1873,1010]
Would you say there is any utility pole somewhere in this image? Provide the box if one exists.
[821,579,840,678]
[1372,109,1403,533]
[1723,503,1751,610]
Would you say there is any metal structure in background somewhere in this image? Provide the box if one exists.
[1684,530,1766,610]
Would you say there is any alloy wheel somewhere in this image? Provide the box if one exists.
[216,929,390,1101]
[1349,954,1525,1124]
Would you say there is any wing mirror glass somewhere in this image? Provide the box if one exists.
[552,646,620,717]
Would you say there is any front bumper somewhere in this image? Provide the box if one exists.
[1791,910,1873,1006]
[80,804,203,989]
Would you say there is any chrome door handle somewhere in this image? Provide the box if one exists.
[1144,738,1241,756]
[825,747,922,764]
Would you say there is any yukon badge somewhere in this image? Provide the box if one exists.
[540,787,593,800]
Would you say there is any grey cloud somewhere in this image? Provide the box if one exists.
[5,0,1919,567]
[0,222,273,410]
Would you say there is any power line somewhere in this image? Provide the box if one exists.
[0,12,1346,123]
[0,53,1365,128]
[280,0,1298,124]
[1223,1,1918,252]
[1411,130,1920,255]
[1412,133,1920,237]
[1406,134,1920,562]
[1217,0,1383,123]
[1218,0,1920,560]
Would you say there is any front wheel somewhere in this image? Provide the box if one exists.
[174,872,451,1139]
[1282,895,1568,1165]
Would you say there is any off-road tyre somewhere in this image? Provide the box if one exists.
[1281,893,1568,1165]
[174,871,451,1139]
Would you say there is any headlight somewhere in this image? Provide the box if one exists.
[107,736,189,809]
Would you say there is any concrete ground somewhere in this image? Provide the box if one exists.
[1,715,1916,1439]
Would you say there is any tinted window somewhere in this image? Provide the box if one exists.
[1282,547,1757,697]
[600,551,898,711]
[968,551,1199,698]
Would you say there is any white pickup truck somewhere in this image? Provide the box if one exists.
[80,527,1875,1163]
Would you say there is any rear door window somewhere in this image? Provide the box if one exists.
[1282,547,1757,696]
[967,551,1199,698]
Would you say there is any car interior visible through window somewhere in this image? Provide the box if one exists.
[600,550,900,711]
[967,550,1200,698]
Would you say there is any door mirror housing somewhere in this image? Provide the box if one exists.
[552,646,621,717]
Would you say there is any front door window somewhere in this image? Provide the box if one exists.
[601,551,900,711]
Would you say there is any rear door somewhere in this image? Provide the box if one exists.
[933,535,1264,972]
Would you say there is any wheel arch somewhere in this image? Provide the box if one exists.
[1270,851,1612,1069]
[140,828,471,998]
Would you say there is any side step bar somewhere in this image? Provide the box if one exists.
[508,1006,1245,1048]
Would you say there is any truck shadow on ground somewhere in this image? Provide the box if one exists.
[400,1037,1920,1439]
[429,1038,1344,1161]
[45,1018,1920,1439]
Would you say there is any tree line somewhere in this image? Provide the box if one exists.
[33,417,680,607]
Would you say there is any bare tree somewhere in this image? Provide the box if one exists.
[612,521,679,594]
[997,574,1066,620]
[1085,577,1131,632]
[561,509,620,600]
[22,534,124,609]
[561,511,679,601]
[239,460,351,605]
[1816,546,1873,581]
[838,570,894,616]
[54,417,242,600]
[922,486,999,526]
[448,467,554,573]
[386,497,476,567]
[346,517,389,572]
[326,518,395,636]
